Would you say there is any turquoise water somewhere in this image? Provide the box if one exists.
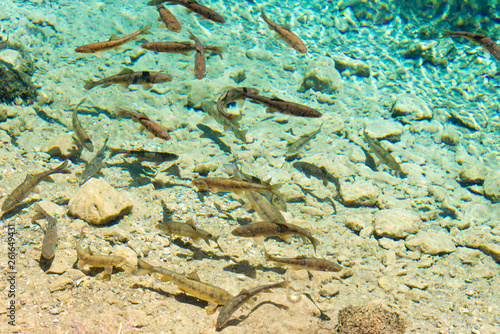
[0,0,499,333]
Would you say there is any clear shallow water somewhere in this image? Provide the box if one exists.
[0,0,499,333]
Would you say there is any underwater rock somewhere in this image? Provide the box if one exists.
[344,214,372,233]
[44,132,81,159]
[0,41,37,104]
[333,55,370,77]
[48,277,75,293]
[364,120,403,142]
[479,243,500,263]
[245,46,272,61]
[374,209,420,239]
[405,230,456,255]
[341,179,380,207]
[68,178,133,226]
[458,166,488,186]
[230,70,246,84]
[297,68,341,94]
[186,83,212,108]
[449,109,486,131]
[391,94,433,121]
[483,170,500,203]
[337,304,406,334]
[441,125,461,146]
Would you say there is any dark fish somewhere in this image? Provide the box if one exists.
[264,249,342,272]
[216,280,288,329]
[443,31,500,62]
[0,35,8,50]
[75,24,152,56]
[117,108,171,141]
[76,234,126,276]
[141,41,225,59]
[31,203,58,262]
[78,138,108,184]
[200,101,248,143]
[148,0,225,24]
[261,9,307,54]
[192,177,281,196]
[197,123,231,153]
[293,161,341,196]
[188,30,206,80]
[1,161,70,213]
[72,98,94,152]
[108,147,178,163]
[361,146,377,171]
[286,123,322,154]
[84,68,173,90]
[363,133,407,178]
[241,91,321,118]
[156,4,182,33]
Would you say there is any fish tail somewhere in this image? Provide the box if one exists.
[213,46,226,60]
[135,258,155,275]
[139,23,153,35]
[83,80,98,90]
[260,8,268,23]
[278,280,289,288]
[238,129,248,143]
[263,248,272,261]
[269,182,282,196]
[213,235,224,252]
[311,236,320,253]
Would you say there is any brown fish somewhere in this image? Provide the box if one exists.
[188,30,206,80]
[363,132,406,178]
[84,68,173,90]
[148,0,225,24]
[31,203,58,263]
[261,9,307,54]
[76,234,126,276]
[241,91,322,118]
[443,31,500,62]
[1,161,70,213]
[192,177,281,195]
[75,24,152,56]
[200,101,248,143]
[217,87,259,120]
[72,98,94,152]
[141,41,225,59]
[156,4,182,33]
[117,107,171,141]
[264,249,342,272]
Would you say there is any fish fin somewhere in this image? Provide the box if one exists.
[143,83,153,90]
[186,217,197,228]
[117,68,135,75]
[322,179,328,186]
[139,23,153,35]
[108,34,119,41]
[42,175,55,183]
[236,99,245,107]
[253,236,264,246]
[160,274,169,282]
[83,80,97,90]
[280,234,292,243]
[191,237,201,244]
[265,107,278,113]
[213,236,223,252]
[213,46,226,60]
[270,182,282,196]
[263,248,272,261]
[101,83,113,88]
[32,186,41,193]
[186,271,201,281]
[93,51,102,58]
[104,266,113,276]
[206,302,218,315]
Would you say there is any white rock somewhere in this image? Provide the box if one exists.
[405,230,456,255]
[391,94,433,121]
[484,170,500,203]
[374,209,420,239]
[68,178,133,225]
[364,119,403,142]
[44,132,80,159]
[341,179,380,207]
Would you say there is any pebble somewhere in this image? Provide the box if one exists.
[68,178,133,225]
[405,230,456,255]
[124,308,150,328]
[44,132,80,159]
[364,119,403,142]
[391,94,433,121]
[478,243,500,263]
[374,208,420,239]
[319,283,340,297]
[297,64,342,94]
[341,179,380,207]
[48,277,75,293]
[344,214,371,233]
[458,166,488,186]
[483,170,500,203]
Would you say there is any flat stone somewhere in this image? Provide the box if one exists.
[458,166,488,186]
[405,230,456,255]
[48,277,75,293]
[341,179,380,207]
[483,170,500,203]
[365,119,403,142]
[391,94,433,121]
[319,283,340,297]
[124,308,150,328]
[344,214,370,233]
[374,209,420,239]
[479,243,500,263]
[449,109,486,131]
[298,62,342,94]
[68,178,133,225]
[333,55,370,77]
[245,46,272,61]
[44,132,81,159]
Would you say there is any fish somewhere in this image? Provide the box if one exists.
[200,101,248,143]
[263,249,342,272]
[76,234,126,276]
[188,30,206,80]
[1,160,70,213]
[286,123,322,155]
[240,91,322,118]
[245,190,286,225]
[216,87,259,120]
[71,98,94,152]
[231,221,320,252]
[192,177,281,196]
[116,107,171,141]
[223,161,287,211]
[363,132,407,178]
[197,123,231,153]
[84,68,173,90]
[78,137,108,185]
[31,203,58,263]
[261,9,307,54]
[141,41,225,59]
[0,35,8,50]
[156,201,222,250]
[108,147,178,163]
[156,4,182,33]
[135,258,234,313]
[443,31,500,62]
[361,146,378,171]
[148,0,225,24]
[216,280,288,329]
[293,161,341,197]
[75,24,152,56]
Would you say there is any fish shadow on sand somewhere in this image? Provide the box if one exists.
[223,259,286,279]
[106,160,156,187]
[217,301,289,331]
[172,238,233,262]
[132,283,208,309]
